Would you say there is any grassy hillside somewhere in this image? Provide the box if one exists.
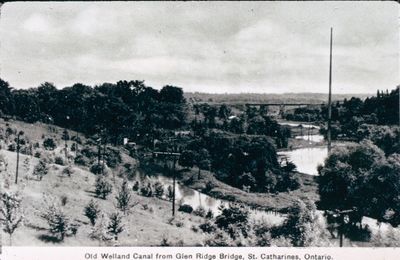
[0,119,206,246]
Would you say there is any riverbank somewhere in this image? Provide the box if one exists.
[137,162,320,214]
[179,167,319,213]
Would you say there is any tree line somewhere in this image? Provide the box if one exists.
[0,78,186,144]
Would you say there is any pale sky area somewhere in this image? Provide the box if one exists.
[0,1,398,93]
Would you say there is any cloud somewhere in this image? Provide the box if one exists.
[22,13,51,32]
[0,1,398,93]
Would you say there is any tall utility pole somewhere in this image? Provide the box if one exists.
[64,116,70,160]
[172,157,177,217]
[327,27,333,153]
[101,137,107,175]
[15,131,23,184]
[152,151,181,217]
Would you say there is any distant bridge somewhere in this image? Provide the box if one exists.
[244,103,325,107]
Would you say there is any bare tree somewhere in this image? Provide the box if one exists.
[0,192,24,245]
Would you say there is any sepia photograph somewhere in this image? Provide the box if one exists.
[0,0,399,253]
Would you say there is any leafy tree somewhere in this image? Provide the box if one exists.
[107,212,124,240]
[41,199,75,241]
[84,199,101,226]
[94,176,113,199]
[159,85,185,104]
[318,140,400,226]
[228,117,245,134]
[218,104,231,120]
[90,163,104,175]
[33,160,48,180]
[0,192,23,245]
[247,115,266,135]
[12,89,40,122]
[202,104,218,127]
[278,199,330,247]
[215,203,250,239]
[0,78,14,115]
[43,137,56,150]
[115,180,132,214]
[362,154,400,226]
[89,213,113,245]
[178,150,195,169]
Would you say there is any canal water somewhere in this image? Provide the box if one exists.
[135,172,285,225]
[278,146,327,175]
[136,121,329,224]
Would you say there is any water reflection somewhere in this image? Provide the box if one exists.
[295,134,324,143]
[133,171,284,224]
[278,146,328,175]
[278,121,321,129]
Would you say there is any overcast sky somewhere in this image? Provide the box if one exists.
[0,1,398,93]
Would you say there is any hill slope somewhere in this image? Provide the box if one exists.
[0,119,205,246]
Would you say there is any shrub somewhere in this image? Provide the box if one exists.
[178,204,193,214]
[206,209,214,219]
[175,239,184,246]
[371,227,400,247]
[204,181,215,193]
[71,135,82,144]
[160,234,171,246]
[90,163,103,175]
[175,220,184,228]
[193,206,207,217]
[60,195,68,206]
[89,214,113,244]
[204,230,234,246]
[154,181,164,198]
[132,181,140,192]
[121,163,136,180]
[94,176,112,199]
[54,156,65,166]
[191,225,199,233]
[84,200,101,226]
[34,151,41,158]
[256,232,272,246]
[166,185,174,201]
[33,160,48,181]
[69,222,80,237]
[141,204,149,211]
[43,138,56,150]
[74,154,90,166]
[140,182,153,197]
[62,129,70,141]
[103,147,122,168]
[199,220,217,233]
[8,143,16,152]
[215,203,250,239]
[116,180,132,214]
[62,166,74,177]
